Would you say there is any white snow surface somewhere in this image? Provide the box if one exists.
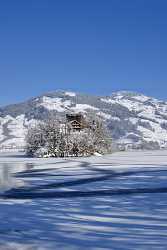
[71,104,99,113]
[0,150,167,249]
[64,91,76,97]
[97,112,111,120]
[39,96,71,111]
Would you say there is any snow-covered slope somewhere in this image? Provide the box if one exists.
[1,90,167,150]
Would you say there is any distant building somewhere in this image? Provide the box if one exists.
[66,113,88,131]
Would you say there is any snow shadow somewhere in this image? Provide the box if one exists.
[1,160,167,200]
[0,159,167,249]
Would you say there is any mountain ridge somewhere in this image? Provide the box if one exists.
[0,90,167,150]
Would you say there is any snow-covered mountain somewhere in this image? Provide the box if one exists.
[1,90,167,150]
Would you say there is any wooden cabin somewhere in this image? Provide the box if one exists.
[66,113,87,131]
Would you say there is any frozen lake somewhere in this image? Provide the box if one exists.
[0,151,167,249]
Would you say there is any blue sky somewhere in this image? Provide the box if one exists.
[0,0,167,105]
